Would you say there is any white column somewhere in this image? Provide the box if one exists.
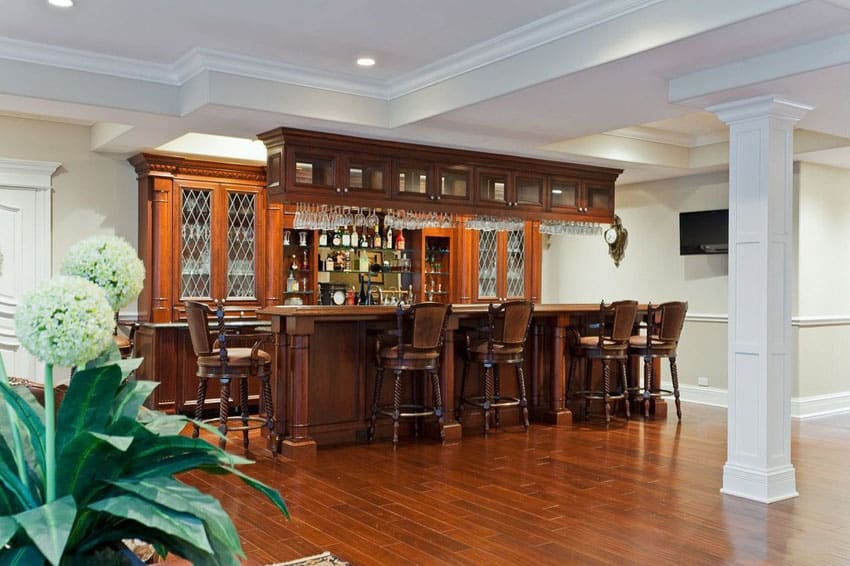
[708,96,810,503]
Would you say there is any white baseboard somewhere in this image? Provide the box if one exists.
[664,381,850,419]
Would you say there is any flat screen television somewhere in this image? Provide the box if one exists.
[679,209,728,255]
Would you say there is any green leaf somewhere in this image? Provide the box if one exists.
[87,494,213,555]
[56,432,132,505]
[113,357,144,379]
[55,365,121,451]
[110,380,158,424]
[0,516,18,547]
[87,432,133,452]
[0,545,43,566]
[0,459,36,511]
[110,477,243,559]
[227,467,289,519]
[13,495,76,566]
[82,341,122,370]
[0,383,45,481]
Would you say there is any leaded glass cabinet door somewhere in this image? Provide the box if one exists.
[226,190,258,300]
[477,229,498,300]
[179,185,213,300]
[505,229,526,299]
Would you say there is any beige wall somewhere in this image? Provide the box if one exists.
[0,115,138,276]
[793,162,850,399]
[542,170,729,390]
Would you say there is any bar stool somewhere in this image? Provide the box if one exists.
[184,300,275,453]
[567,300,638,424]
[456,300,534,433]
[629,301,688,419]
[368,302,451,446]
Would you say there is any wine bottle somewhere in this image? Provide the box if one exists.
[396,230,405,251]
[385,227,393,249]
[341,226,351,247]
[351,227,359,248]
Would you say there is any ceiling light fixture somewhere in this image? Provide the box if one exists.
[48,0,74,6]
[356,57,376,67]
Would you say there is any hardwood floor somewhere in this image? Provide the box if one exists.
[183,404,850,565]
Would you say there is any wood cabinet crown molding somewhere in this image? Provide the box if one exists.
[129,153,266,182]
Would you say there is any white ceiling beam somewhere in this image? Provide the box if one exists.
[669,32,850,104]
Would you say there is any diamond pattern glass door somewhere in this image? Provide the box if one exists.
[226,192,257,299]
[506,229,525,298]
[180,189,212,299]
[477,230,498,299]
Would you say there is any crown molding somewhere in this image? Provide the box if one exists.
[173,48,387,99]
[0,0,661,102]
[0,36,176,84]
[0,157,61,189]
[605,126,697,148]
[386,0,663,98]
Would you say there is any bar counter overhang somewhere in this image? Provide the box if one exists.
[260,303,650,459]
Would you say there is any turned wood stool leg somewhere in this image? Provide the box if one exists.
[517,363,529,431]
[483,363,494,434]
[218,378,231,449]
[602,359,612,425]
[369,368,384,441]
[392,369,402,446]
[493,364,501,429]
[239,378,250,448]
[430,369,445,441]
[619,358,630,419]
[643,355,652,418]
[670,356,682,420]
[456,359,469,422]
[193,377,208,438]
[261,375,276,456]
[584,358,592,420]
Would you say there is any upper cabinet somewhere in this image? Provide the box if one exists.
[547,176,614,218]
[257,127,621,222]
[130,154,268,323]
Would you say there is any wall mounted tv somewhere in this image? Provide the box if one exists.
[679,209,728,255]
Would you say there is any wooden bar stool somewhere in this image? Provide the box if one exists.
[456,300,534,433]
[629,301,688,419]
[567,300,638,424]
[368,302,451,446]
[184,300,275,453]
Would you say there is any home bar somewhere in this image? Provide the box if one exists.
[131,128,669,457]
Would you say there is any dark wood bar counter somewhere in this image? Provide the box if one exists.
[259,303,608,458]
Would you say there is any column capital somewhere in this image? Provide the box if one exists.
[707,95,813,125]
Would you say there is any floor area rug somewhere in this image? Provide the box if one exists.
[269,551,350,566]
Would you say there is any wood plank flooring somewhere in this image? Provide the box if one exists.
[183,404,850,565]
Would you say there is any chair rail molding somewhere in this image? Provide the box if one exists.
[0,157,60,381]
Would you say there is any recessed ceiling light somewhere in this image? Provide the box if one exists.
[48,0,74,6]
[356,57,376,67]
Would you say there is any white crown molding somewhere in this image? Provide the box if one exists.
[605,126,697,148]
[0,36,176,84]
[0,158,61,189]
[173,48,387,99]
[387,0,663,99]
[0,0,662,102]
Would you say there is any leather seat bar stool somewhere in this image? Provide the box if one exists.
[368,302,451,446]
[457,300,534,433]
[184,300,275,453]
[628,301,688,419]
[567,300,638,424]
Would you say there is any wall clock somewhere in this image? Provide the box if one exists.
[604,215,627,267]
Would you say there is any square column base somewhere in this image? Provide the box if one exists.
[721,462,798,503]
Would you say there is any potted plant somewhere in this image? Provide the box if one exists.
[1,236,288,565]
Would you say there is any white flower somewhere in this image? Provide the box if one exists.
[60,235,145,311]
[15,275,115,367]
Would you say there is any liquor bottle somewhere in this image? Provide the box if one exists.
[385,227,393,249]
[373,227,382,249]
[360,229,369,248]
[325,253,334,272]
[344,251,351,271]
[351,227,359,248]
[302,249,309,270]
[359,249,369,272]
[341,226,351,247]
[359,276,367,305]
[332,229,342,247]
[395,230,405,251]
[286,270,299,292]
[318,229,327,247]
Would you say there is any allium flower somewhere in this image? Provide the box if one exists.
[15,275,115,367]
[60,235,145,310]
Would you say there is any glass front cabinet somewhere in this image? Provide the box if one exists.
[467,220,540,303]
[132,154,268,322]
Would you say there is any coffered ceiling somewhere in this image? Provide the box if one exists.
[3,0,850,184]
